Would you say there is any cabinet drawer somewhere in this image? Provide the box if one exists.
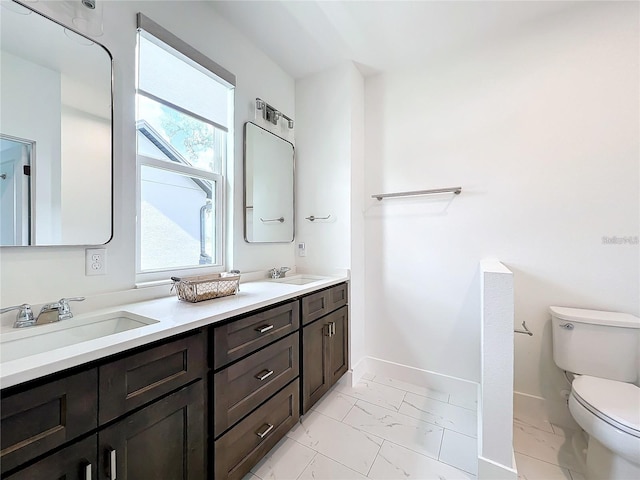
[214,379,299,480]
[99,332,205,425]
[301,283,348,325]
[1,368,97,475]
[213,333,299,437]
[212,301,299,369]
[4,435,97,480]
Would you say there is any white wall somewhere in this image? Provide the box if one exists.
[364,0,639,408]
[0,1,295,307]
[295,61,366,367]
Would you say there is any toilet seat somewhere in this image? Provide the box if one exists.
[571,375,640,438]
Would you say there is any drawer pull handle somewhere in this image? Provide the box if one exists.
[331,322,336,336]
[255,369,275,381]
[108,448,117,480]
[256,423,274,439]
[85,464,92,480]
[256,324,274,333]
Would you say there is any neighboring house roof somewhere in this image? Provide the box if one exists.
[136,119,212,199]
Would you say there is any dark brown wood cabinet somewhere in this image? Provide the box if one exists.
[302,303,349,413]
[1,332,206,480]
[99,332,205,425]
[213,332,299,437]
[214,379,299,480]
[98,381,204,480]
[0,369,97,475]
[0,282,349,480]
[212,301,299,369]
[301,283,348,326]
[3,436,97,480]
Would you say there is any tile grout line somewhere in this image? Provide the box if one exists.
[294,451,318,480]
[514,451,572,470]
[365,439,385,478]
[348,395,471,439]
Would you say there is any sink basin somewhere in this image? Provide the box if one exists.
[0,311,159,363]
[273,275,327,285]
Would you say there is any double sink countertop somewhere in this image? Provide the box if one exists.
[0,274,348,389]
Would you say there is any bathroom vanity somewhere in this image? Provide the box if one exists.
[0,278,349,480]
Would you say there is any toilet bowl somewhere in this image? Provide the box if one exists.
[550,306,640,480]
[568,375,640,479]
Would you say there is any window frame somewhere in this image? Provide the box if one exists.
[135,14,235,283]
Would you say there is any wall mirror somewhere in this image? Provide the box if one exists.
[244,122,294,243]
[0,0,112,246]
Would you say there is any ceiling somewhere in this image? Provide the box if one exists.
[209,0,583,79]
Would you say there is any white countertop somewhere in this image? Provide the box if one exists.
[0,275,348,389]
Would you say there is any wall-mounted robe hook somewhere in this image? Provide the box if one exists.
[515,321,533,336]
[305,215,331,222]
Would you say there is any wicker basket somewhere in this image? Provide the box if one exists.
[171,273,240,303]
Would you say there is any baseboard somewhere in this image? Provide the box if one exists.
[478,453,518,480]
[514,390,579,430]
[349,356,369,387]
[362,356,478,398]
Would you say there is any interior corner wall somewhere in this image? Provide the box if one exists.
[363,1,639,394]
[0,1,295,306]
[349,65,366,368]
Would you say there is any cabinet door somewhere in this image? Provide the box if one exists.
[4,436,96,480]
[98,381,204,480]
[328,306,349,385]
[302,318,331,413]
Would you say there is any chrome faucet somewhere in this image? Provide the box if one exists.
[268,267,291,279]
[37,297,85,324]
[0,297,85,328]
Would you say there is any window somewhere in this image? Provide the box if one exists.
[135,14,234,279]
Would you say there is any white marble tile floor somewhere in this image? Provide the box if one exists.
[242,373,589,480]
[513,416,586,480]
[244,373,478,480]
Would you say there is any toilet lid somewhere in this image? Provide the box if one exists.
[572,376,640,434]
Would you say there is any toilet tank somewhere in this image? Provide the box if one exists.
[551,306,640,382]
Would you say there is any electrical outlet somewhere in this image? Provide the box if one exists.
[297,242,306,257]
[86,248,107,276]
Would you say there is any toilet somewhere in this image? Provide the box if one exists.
[551,306,640,480]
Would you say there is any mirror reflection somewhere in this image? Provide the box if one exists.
[0,0,112,246]
[244,122,294,243]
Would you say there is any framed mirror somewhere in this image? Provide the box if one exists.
[244,122,294,243]
[0,0,112,246]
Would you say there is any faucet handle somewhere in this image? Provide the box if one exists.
[1,304,35,328]
[58,297,85,321]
